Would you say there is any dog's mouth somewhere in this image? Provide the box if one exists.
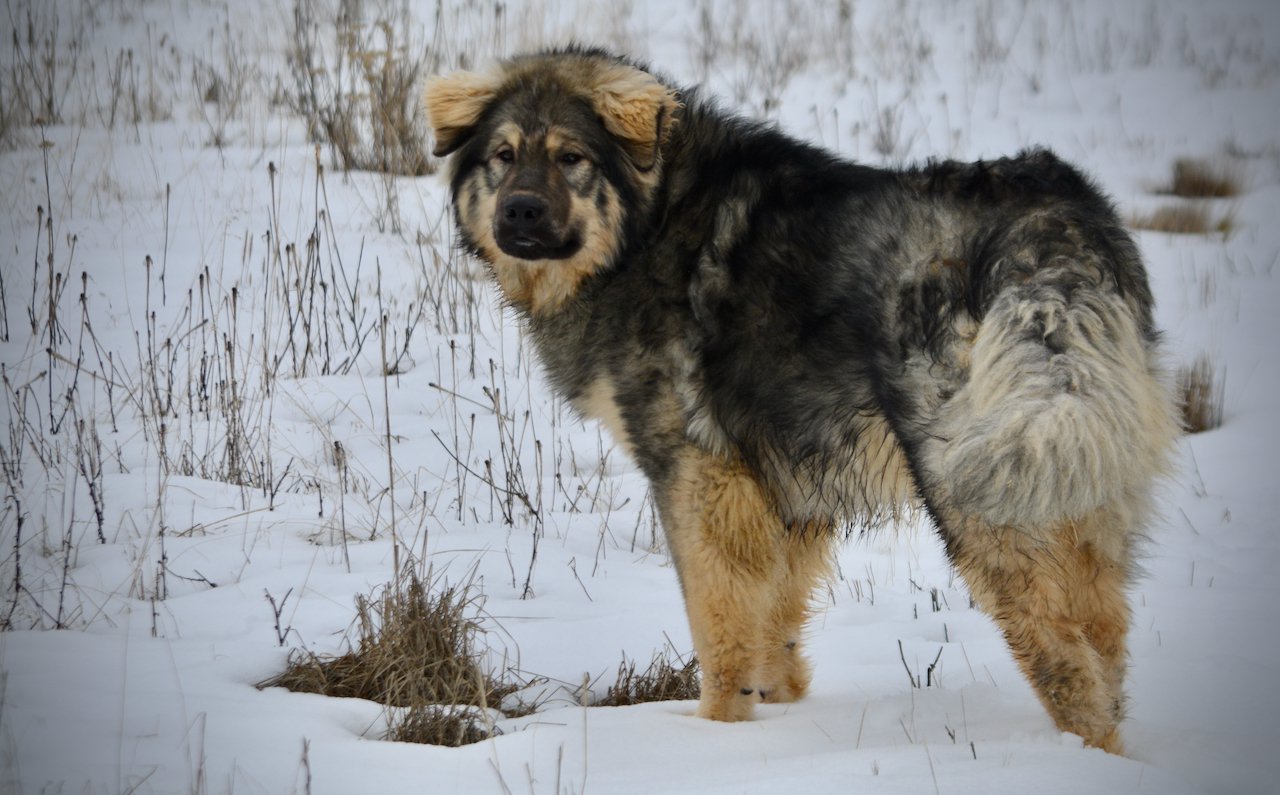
[492,191,584,261]
[495,228,583,261]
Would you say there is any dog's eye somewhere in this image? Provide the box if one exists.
[494,148,515,164]
[558,152,585,166]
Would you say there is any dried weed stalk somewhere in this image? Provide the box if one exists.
[286,0,434,177]
[1177,354,1226,434]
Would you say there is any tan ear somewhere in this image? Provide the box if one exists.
[589,64,680,170]
[423,69,503,157]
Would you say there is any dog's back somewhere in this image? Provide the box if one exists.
[645,128,1175,535]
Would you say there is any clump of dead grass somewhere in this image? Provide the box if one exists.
[1176,353,1226,434]
[258,570,523,746]
[1131,157,1242,235]
[1129,203,1234,236]
[594,647,700,707]
[1166,158,1243,198]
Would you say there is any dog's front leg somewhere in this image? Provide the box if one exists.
[659,447,786,721]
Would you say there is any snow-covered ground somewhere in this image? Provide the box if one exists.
[1,0,1278,792]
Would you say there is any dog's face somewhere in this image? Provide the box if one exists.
[424,51,679,315]
[458,100,616,267]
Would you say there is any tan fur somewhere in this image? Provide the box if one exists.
[543,128,577,155]
[586,62,679,169]
[423,69,504,156]
[662,448,834,720]
[664,449,784,720]
[488,121,523,152]
[575,376,634,458]
[944,507,1134,754]
[758,525,833,703]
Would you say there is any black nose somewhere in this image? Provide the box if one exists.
[501,194,547,231]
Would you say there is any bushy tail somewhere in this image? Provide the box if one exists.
[926,283,1179,528]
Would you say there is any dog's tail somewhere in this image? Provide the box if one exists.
[925,279,1180,528]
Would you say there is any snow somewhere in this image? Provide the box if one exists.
[2,0,1279,793]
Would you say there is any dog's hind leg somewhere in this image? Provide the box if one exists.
[942,509,1133,753]
[758,524,833,704]
[913,276,1178,752]
[660,448,785,721]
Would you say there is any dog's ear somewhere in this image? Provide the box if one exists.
[589,64,680,171]
[423,70,503,157]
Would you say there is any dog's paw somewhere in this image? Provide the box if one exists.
[757,640,812,703]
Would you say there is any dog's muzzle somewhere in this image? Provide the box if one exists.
[495,193,580,260]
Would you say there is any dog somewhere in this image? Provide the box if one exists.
[424,46,1179,754]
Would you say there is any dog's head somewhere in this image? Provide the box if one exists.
[424,48,680,315]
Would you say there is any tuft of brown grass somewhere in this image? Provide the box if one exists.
[258,570,522,746]
[1129,203,1234,236]
[594,647,700,707]
[1176,354,1226,434]
[1167,158,1242,198]
[392,704,495,747]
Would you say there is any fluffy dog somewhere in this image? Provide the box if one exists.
[424,46,1179,753]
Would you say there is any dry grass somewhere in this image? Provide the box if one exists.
[391,704,496,747]
[1176,354,1226,434]
[1129,203,1234,235]
[287,0,434,177]
[594,647,700,707]
[258,570,523,746]
[1131,158,1241,236]
[1166,158,1243,198]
